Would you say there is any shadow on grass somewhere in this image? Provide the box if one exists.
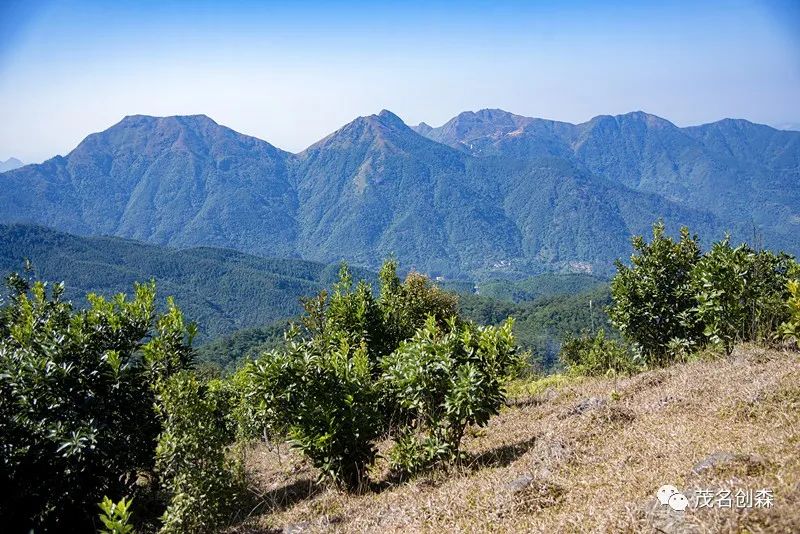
[371,435,540,493]
[462,435,538,471]
[253,477,325,515]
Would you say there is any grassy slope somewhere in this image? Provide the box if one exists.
[236,345,799,532]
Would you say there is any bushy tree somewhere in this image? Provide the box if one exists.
[0,275,194,531]
[302,264,386,362]
[378,260,459,351]
[155,372,242,532]
[608,222,703,365]
[741,249,797,341]
[237,265,389,489]
[380,317,519,476]
[559,330,636,377]
[690,239,795,353]
[243,335,383,489]
[237,260,509,488]
[779,276,800,348]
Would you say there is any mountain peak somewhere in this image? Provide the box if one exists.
[0,157,23,173]
[117,114,219,128]
[615,111,676,128]
[377,109,404,124]
[66,112,284,163]
[306,109,422,153]
[414,108,537,152]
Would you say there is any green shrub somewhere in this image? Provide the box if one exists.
[690,239,751,354]
[0,275,193,531]
[239,261,520,487]
[98,496,135,534]
[242,335,383,489]
[237,261,464,488]
[155,372,242,533]
[743,250,798,340]
[780,279,800,347]
[378,260,459,352]
[608,222,703,365]
[380,317,519,476]
[690,240,794,353]
[559,330,637,376]
[301,264,386,362]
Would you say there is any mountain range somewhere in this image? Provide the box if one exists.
[1,109,798,278]
[0,157,23,173]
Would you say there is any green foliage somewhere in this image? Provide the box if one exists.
[380,317,520,476]
[98,496,135,534]
[241,336,382,489]
[306,264,387,361]
[691,239,795,353]
[458,284,613,371]
[780,279,800,347]
[0,274,194,531]
[610,222,798,362]
[237,265,393,489]
[0,223,373,344]
[378,261,460,350]
[238,261,506,488]
[155,372,242,533]
[559,330,637,377]
[608,222,703,365]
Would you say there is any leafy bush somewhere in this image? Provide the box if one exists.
[691,239,796,353]
[0,274,193,531]
[155,372,243,533]
[690,240,750,354]
[780,279,800,347]
[378,261,459,351]
[241,335,383,489]
[559,330,637,376]
[380,317,519,476]
[302,264,386,362]
[98,496,135,534]
[608,222,703,365]
[237,261,464,488]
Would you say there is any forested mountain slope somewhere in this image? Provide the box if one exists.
[1,110,796,277]
[0,224,361,340]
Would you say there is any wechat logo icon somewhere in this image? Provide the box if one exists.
[657,485,689,511]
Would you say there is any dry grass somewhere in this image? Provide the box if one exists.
[232,345,800,533]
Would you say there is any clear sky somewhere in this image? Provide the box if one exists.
[1,0,799,163]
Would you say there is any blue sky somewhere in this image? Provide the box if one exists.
[1,0,799,162]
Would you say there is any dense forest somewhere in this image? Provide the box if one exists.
[0,224,372,341]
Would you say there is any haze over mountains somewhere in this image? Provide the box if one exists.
[0,157,23,173]
[1,109,798,278]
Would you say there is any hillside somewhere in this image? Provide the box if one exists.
[1,110,796,277]
[0,224,363,341]
[237,345,800,532]
[416,110,800,255]
[0,224,611,369]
